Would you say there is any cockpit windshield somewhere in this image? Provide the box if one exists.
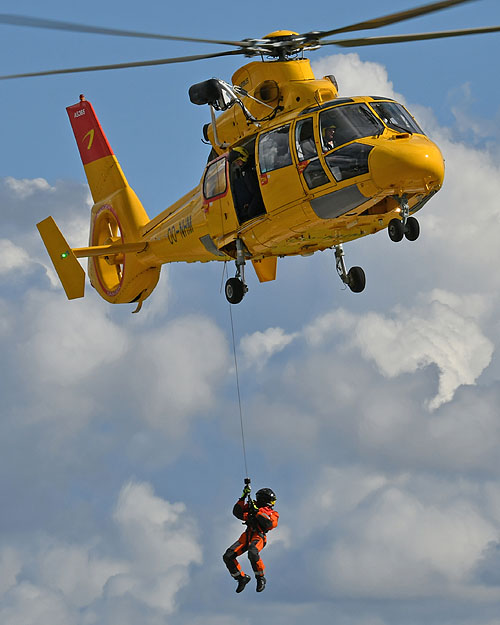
[369,101,424,135]
[319,104,384,152]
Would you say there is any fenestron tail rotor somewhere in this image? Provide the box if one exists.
[0,0,497,79]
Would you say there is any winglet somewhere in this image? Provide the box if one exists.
[37,216,85,300]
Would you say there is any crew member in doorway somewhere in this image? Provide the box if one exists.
[229,147,265,223]
[223,483,279,593]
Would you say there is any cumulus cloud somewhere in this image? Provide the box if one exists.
[110,480,201,612]
[37,541,127,609]
[422,134,500,287]
[0,582,77,625]
[18,292,129,389]
[1,176,91,247]
[0,481,201,623]
[312,52,403,101]
[298,466,499,600]
[304,290,493,410]
[324,487,495,597]
[239,327,297,370]
[3,176,55,199]
[0,548,22,596]
[130,314,230,431]
[0,239,32,275]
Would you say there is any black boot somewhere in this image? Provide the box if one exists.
[256,575,266,592]
[235,574,251,593]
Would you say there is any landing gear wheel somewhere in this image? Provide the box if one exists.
[388,218,404,242]
[225,277,245,304]
[347,266,366,293]
[404,216,420,241]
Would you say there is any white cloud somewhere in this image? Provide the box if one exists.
[0,582,77,625]
[0,548,22,596]
[37,542,127,609]
[324,488,495,597]
[300,467,499,599]
[0,481,201,622]
[131,314,229,430]
[110,480,201,612]
[0,298,12,337]
[423,134,500,284]
[312,53,403,101]
[304,290,493,410]
[0,239,31,275]
[3,177,55,199]
[19,292,129,388]
[239,326,297,370]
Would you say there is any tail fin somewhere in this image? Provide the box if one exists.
[64,95,158,306]
[66,95,129,203]
[37,216,85,299]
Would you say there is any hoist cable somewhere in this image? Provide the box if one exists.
[228,303,249,479]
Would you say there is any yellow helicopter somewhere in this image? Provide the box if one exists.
[2,0,499,309]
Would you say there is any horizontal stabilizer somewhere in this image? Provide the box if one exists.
[37,217,85,300]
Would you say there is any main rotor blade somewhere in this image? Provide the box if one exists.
[321,24,500,47]
[0,14,249,48]
[0,49,246,80]
[313,0,477,38]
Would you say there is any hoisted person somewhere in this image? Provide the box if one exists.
[223,482,279,593]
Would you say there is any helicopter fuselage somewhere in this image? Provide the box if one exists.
[38,56,444,307]
[137,58,444,276]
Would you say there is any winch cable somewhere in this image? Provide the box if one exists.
[228,303,249,479]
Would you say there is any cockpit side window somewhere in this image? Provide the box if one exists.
[319,104,384,152]
[203,158,227,200]
[295,118,317,161]
[258,125,293,173]
[370,101,424,134]
[294,117,330,190]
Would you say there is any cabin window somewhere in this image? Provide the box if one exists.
[203,158,227,199]
[302,159,330,189]
[295,118,317,161]
[294,118,330,189]
[324,143,373,182]
[319,104,383,152]
[258,125,293,173]
[370,101,424,134]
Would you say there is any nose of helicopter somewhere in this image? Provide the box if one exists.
[369,135,444,193]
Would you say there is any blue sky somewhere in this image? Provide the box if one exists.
[2,1,500,623]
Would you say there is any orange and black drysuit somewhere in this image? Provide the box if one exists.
[223,497,279,579]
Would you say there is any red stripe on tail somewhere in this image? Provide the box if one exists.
[66,96,113,166]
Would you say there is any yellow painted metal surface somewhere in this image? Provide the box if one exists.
[252,257,277,282]
[39,62,446,306]
[37,217,85,299]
